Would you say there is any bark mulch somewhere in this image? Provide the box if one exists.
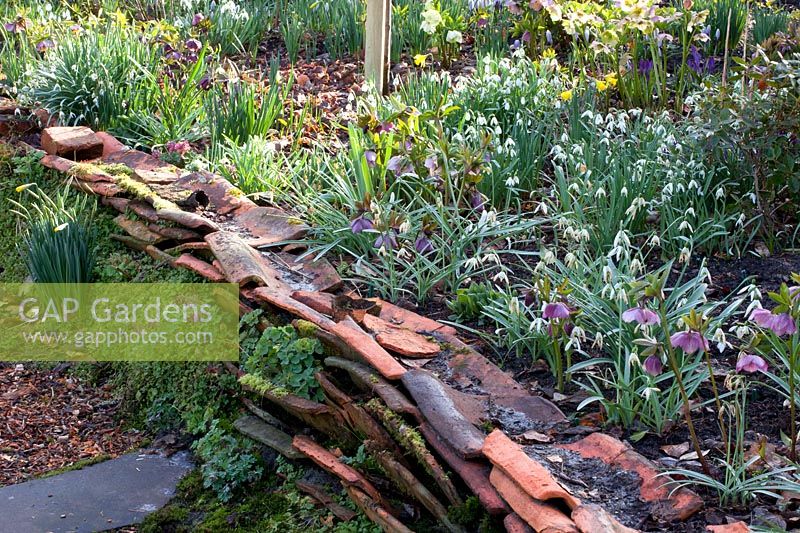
[0,363,143,487]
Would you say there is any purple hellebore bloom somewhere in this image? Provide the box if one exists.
[374,231,398,250]
[750,308,798,337]
[415,234,434,254]
[622,306,659,326]
[377,121,395,134]
[670,330,709,354]
[35,39,54,53]
[197,75,212,90]
[192,13,205,26]
[387,155,412,175]
[543,302,570,320]
[166,50,183,61]
[736,354,768,374]
[522,31,532,43]
[638,59,653,79]
[3,22,16,33]
[477,17,489,28]
[364,150,377,167]
[349,215,373,234]
[643,355,663,376]
[185,38,202,51]
[470,190,485,212]
[524,290,535,307]
[166,140,191,155]
[506,0,523,15]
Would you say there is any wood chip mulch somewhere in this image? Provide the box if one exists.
[0,364,143,486]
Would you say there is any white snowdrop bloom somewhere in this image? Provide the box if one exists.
[679,247,691,263]
[602,265,613,283]
[620,187,628,197]
[465,256,480,270]
[736,213,746,228]
[541,249,556,264]
[649,234,661,248]
[630,258,643,275]
[564,252,577,267]
[679,221,694,233]
[641,387,660,401]
[732,325,751,340]
[484,253,501,265]
[535,202,548,215]
[508,296,521,314]
[592,332,604,350]
[712,328,728,353]
[493,271,509,285]
[595,187,607,199]
[477,115,487,126]
[685,207,696,218]
[505,175,520,187]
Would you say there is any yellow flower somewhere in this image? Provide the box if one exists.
[413,54,429,67]
[53,223,69,232]
[541,48,556,59]
[604,73,618,87]
[560,90,573,102]
[15,183,34,193]
[596,80,608,92]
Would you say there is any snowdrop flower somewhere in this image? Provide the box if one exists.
[493,271,509,285]
[712,328,729,352]
[679,247,691,263]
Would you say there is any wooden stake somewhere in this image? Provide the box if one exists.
[365,0,391,94]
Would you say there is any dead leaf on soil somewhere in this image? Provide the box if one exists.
[661,442,691,458]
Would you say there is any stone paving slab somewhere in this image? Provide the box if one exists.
[0,451,193,533]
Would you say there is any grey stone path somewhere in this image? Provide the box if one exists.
[0,451,193,533]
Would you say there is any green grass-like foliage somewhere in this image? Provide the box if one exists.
[11,182,96,282]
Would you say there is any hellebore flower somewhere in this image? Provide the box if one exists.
[736,354,768,374]
[414,234,434,254]
[470,190,485,212]
[750,308,798,337]
[643,355,663,376]
[35,39,54,53]
[166,140,191,155]
[364,150,377,167]
[638,59,653,79]
[377,121,395,134]
[185,38,202,51]
[506,0,523,15]
[197,76,212,90]
[523,290,535,307]
[522,31,531,43]
[192,13,205,26]
[622,306,659,326]
[477,17,489,28]
[374,231,398,250]
[670,330,709,354]
[349,215,373,234]
[543,302,570,320]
